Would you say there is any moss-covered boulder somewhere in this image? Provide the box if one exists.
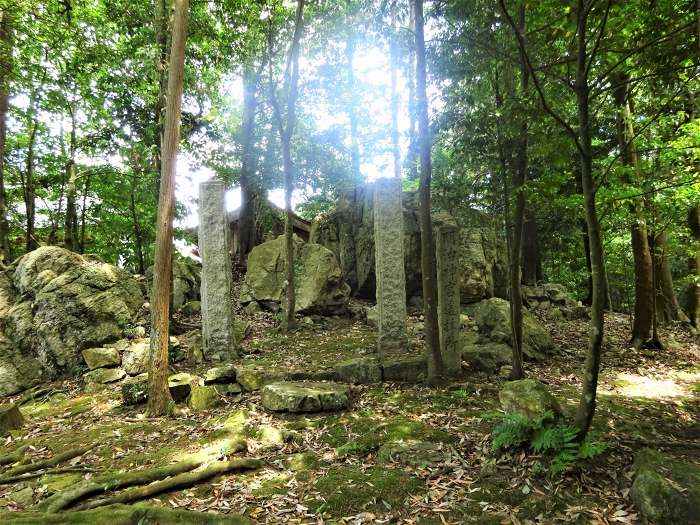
[334,356,381,384]
[81,347,120,370]
[121,374,148,405]
[204,364,237,385]
[121,339,149,375]
[168,373,202,402]
[475,297,556,360]
[381,355,427,382]
[240,235,350,315]
[261,381,350,412]
[0,403,24,435]
[189,383,241,411]
[631,448,700,525]
[499,379,562,420]
[84,367,125,385]
[461,341,511,374]
[235,365,284,391]
[3,247,142,380]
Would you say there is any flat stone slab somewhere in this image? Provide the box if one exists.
[261,381,350,413]
[84,367,126,384]
[334,356,382,384]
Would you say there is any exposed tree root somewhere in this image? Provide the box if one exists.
[37,457,205,512]
[75,458,262,510]
[0,445,94,483]
[5,503,252,524]
[0,444,29,466]
[0,466,99,484]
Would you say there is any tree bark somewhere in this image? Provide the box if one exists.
[689,206,700,327]
[270,0,305,333]
[522,208,542,285]
[147,0,189,417]
[651,231,689,324]
[0,10,13,262]
[506,2,528,381]
[573,0,606,438]
[130,173,146,275]
[406,0,419,180]
[64,103,79,252]
[415,0,443,382]
[238,67,261,264]
[24,91,40,253]
[613,75,653,348]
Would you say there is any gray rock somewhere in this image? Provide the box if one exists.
[475,297,557,360]
[0,403,25,435]
[204,364,237,385]
[4,247,142,380]
[84,367,126,384]
[334,356,382,384]
[631,448,700,525]
[122,339,149,375]
[261,381,351,412]
[82,347,120,370]
[121,374,149,405]
[499,379,562,421]
[240,235,350,315]
[236,366,284,392]
[461,341,512,374]
[168,373,202,402]
[189,383,241,411]
[381,355,427,382]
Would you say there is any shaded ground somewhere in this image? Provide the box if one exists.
[2,305,699,524]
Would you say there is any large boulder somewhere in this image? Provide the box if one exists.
[309,183,507,301]
[1,247,143,386]
[631,448,700,525]
[474,298,556,360]
[146,255,200,311]
[240,235,350,315]
[499,379,562,421]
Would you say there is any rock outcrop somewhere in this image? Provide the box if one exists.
[309,183,507,302]
[474,298,557,360]
[499,379,562,420]
[240,235,350,315]
[0,247,143,395]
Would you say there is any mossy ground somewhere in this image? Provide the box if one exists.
[2,312,699,523]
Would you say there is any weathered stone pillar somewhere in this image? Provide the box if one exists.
[436,224,461,376]
[374,177,407,355]
[199,180,238,358]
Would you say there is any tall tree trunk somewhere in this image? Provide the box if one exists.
[406,0,419,180]
[651,231,689,324]
[613,76,653,348]
[153,0,170,183]
[270,0,305,333]
[130,173,146,275]
[506,2,528,381]
[522,208,542,285]
[79,171,91,253]
[415,0,443,382]
[345,32,361,183]
[0,10,13,262]
[573,0,606,438]
[24,93,40,253]
[238,67,261,264]
[147,0,189,418]
[688,205,700,327]
[64,103,79,252]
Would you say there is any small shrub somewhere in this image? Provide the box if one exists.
[491,411,606,474]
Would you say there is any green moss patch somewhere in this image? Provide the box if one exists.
[308,465,423,517]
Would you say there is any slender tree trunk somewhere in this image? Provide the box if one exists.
[238,67,260,264]
[345,32,361,183]
[507,3,528,381]
[613,76,653,348]
[270,0,305,333]
[406,0,419,180]
[651,231,689,324]
[522,208,542,285]
[688,205,700,327]
[415,0,443,382]
[0,11,13,262]
[573,0,606,438]
[147,0,189,418]
[64,103,79,252]
[153,0,170,183]
[79,172,90,253]
[130,173,146,275]
[24,97,40,253]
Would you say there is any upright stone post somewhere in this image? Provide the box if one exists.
[436,224,461,376]
[374,177,407,355]
[199,180,238,359]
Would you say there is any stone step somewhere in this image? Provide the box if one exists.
[261,381,350,413]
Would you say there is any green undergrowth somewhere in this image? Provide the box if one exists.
[308,465,423,517]
[321,411,454,456]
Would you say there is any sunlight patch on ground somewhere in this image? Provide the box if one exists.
[602,372,690,399]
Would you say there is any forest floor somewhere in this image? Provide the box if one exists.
[2,306,700,524]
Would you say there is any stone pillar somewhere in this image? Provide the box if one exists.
[199,180,238,358]
[436,224,461,376]
[374,177,407,355]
